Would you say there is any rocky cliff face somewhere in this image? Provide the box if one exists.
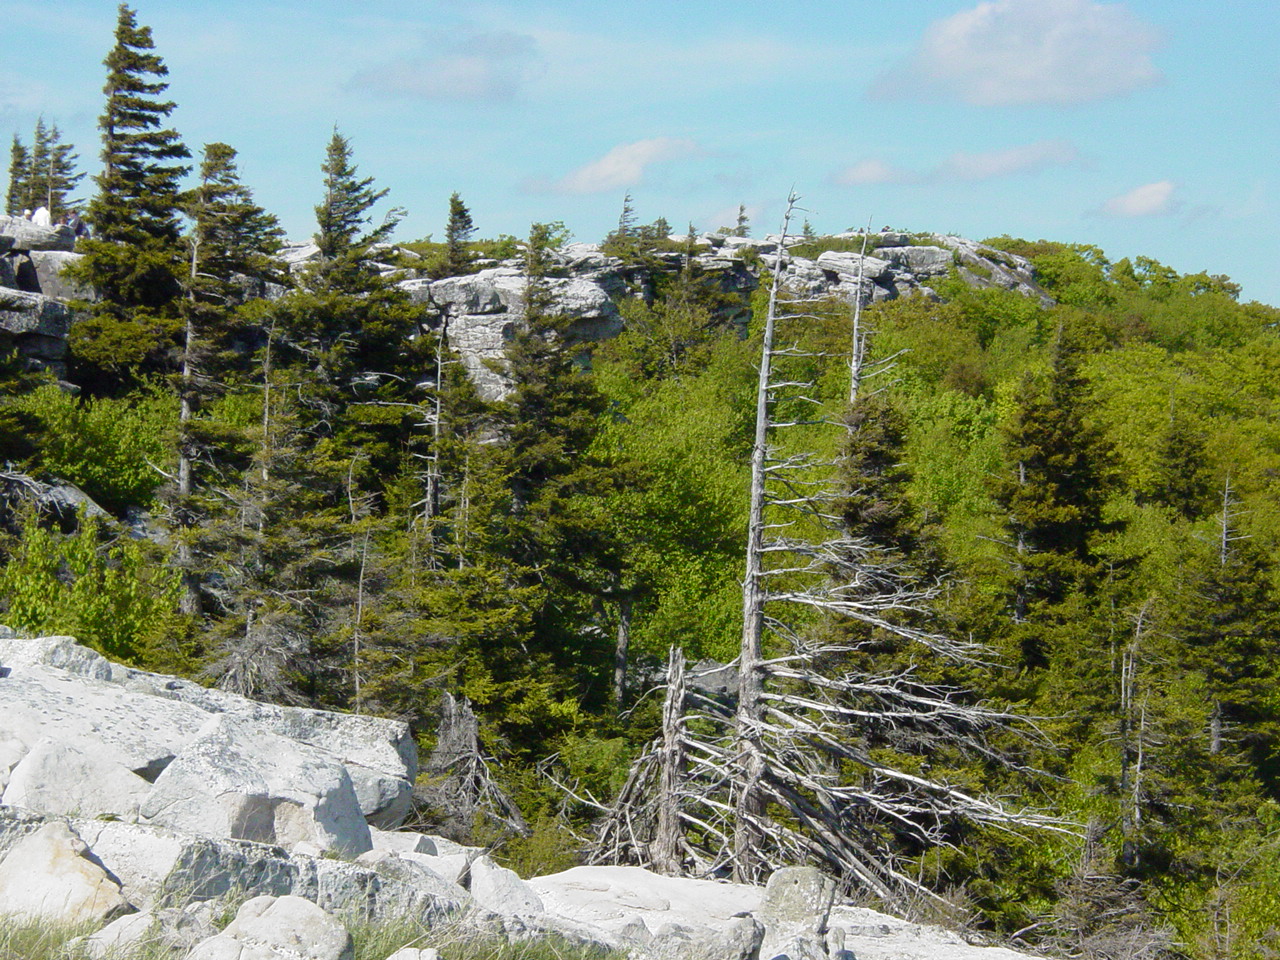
[0,219,1049,398]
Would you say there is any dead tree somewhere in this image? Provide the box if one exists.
[412,691,528,842]
[589,194,1065,904]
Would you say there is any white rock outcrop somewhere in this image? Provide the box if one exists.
[2,736,152,819]
[0,633,416,834]
[469,854,545,917]
[138,714,373,856]
[188,895,354,960]
[0,821,128,924]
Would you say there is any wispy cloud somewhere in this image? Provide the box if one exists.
[834,159,915,186]
[1102,180,1177,217]
[347,30,541,103]
[545,138,703,195]
[870,0,1163,106]
[834,139,1081,186]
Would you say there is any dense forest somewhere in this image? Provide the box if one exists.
[5,6,1280,959]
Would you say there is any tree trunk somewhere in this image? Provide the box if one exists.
[654,646,686,875]
[613,595,632,707]
[734,195,793,882]
[177,237,200,616]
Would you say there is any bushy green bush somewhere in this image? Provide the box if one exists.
[10,383,176,512]
[0,510,186,668]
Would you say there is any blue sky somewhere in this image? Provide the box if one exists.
[3,0,1277,304]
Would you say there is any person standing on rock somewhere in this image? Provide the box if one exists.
[32,206,51,226]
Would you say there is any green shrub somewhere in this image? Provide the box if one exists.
[11,383,176,512]
[0,510,187,668]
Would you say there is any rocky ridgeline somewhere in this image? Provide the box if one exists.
[0,217,1049,397]
[0,627,1036,960]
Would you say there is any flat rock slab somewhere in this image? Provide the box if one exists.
[0,662,209,777]
[829,905,1036,960]
[530,865,761,935]
[0,215,75,252]
[3,736,151,818]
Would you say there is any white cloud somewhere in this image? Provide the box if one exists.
[833,159,915,186]
[834,139,1080,187]
[550,138,702,195]
[935,139,1081,180]
[871,0,1163,106]
[1103,180,1177,217]
[347,30,541,103]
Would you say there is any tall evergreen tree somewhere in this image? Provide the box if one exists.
[996,321,1114,634]
[168,141,283,616]
[4,135,27,215]
[66,3,191,383]
[202,131,426,705]
[24,118,51,213]
[443,191,475,278]
[43,123,85,218]
[20,119,82,217]
[313,128,393,263]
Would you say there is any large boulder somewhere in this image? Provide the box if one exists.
[2,736,152,819]
[0,287,73,339]
[815,251,893,282]
[529,865,761,938]
[758,866,836,960]
[0,660,210,779]
[0,633,416,828]
[874,245,955,278]
[187,895,353,960]
[26,249,92,300]
[0,821,129,924]
[138,714,373,856]
[469,854,545,918]
[11,811,469,921]
[0,214,76,252]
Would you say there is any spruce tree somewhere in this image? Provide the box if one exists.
[43,124,85,218]
[4,135,27,215]
[207,131,425,705]
[169,141,283,616]
[24,118,50,213]
[443,191,475,277]
[313,128,393,262]
[66,3,191,383]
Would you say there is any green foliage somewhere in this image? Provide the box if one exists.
[443,190,476,277]
[67,4,191,386]
[0,510,186,667]
[12,383,174,511]
[3,134,27,216]
[314,127,396,260]
[787,233,883,260]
